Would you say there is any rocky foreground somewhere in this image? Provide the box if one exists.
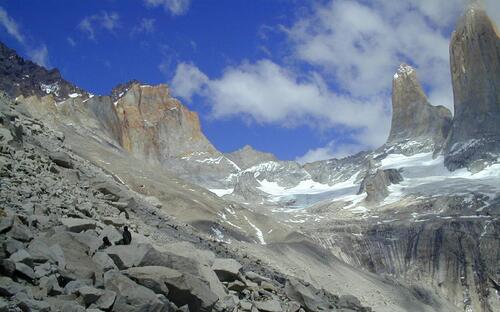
[0,94,372,311]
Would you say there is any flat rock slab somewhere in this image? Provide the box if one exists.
[124,266,218,312]
[49,151,73,168]
[103,270,165,312]
[212,258,242,282]
[61,218,97,233]
[254,299,283,312]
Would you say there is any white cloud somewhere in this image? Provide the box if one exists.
[79,11,120,40]
[172,60,389,146]
[170,0,495,161]
[67,37,76,47]
[145,0,190,16]
[131,18,156,35]
[27,44,49,67]
[0,6,24,44]
[285,0,468,111]
[171,62,208,102]
[0,6,50,68]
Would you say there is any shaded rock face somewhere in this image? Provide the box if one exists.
[388,64,452,151]
[232,172,268,201]
[358,169,403,204]
[225,145,277,170]
[0,42,85,101]
[445,7,500,170]
[316,219,499,312]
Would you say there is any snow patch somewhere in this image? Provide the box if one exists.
[40,82,60,96]
[244,216,266,244]
[209,188,234,197]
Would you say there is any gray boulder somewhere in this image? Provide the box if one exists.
[253,299,282,312]
[0,276,25,297]
[7,219,33,242]
[60,217,97,233]
[103,270,167,312]
[15,262,35,281]
[125,266,218,312]
[284,278,334,312]
[212,258,242,282]
[105,244,152,270]
[9,249,33,267]
[50,151,74,168]
[77,286,116,310]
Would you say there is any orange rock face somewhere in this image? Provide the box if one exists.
[114,83,216,162]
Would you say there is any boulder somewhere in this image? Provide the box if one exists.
[338,295,364,310]
[39,275,63,296]
[0,216,13,233]
[105,244,152,270]
[7,219,33,242]
[0,259,16,276]
[103,270,166,312]
[14,292,51,312]
[3,238,24,256]
[0,276,25,297]
[77,286,116,309]
[49,151,74,168]
[92,252,118,271]
[284,278,334,312]
[34,262,54,278]
[212,258,242,282]
[227,280,246,292]
[28,238,63,264]
[9,249,33,267]
[94,289,117,310]
[15,262,35,281]
[253,299,282,312]
[60,218,97,233]
[124,266,218,312]
[245,271,271,284]
[41,232,101,282]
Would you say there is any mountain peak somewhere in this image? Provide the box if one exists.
[387,65,452,149]
[226,145,277,170]
[0,41,85,101]
[444,4,500,170]
[393,63,415,80]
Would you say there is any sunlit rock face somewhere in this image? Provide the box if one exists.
[113,82,217,162]
[445,5,500,170]
[387,64,452,152]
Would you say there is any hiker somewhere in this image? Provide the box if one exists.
[98,236,112,250]
[122,226,132,245]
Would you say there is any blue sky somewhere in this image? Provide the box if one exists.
[1,0,499,162]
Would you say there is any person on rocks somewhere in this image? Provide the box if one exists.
[122,226,132,245]
[99,236,112,250]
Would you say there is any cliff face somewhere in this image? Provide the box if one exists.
[387,64,452,151]
[113,83,217,162]
[445,6,500,170]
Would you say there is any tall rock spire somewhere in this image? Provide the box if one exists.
[387,64,452,149]
[444,5,500,170]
